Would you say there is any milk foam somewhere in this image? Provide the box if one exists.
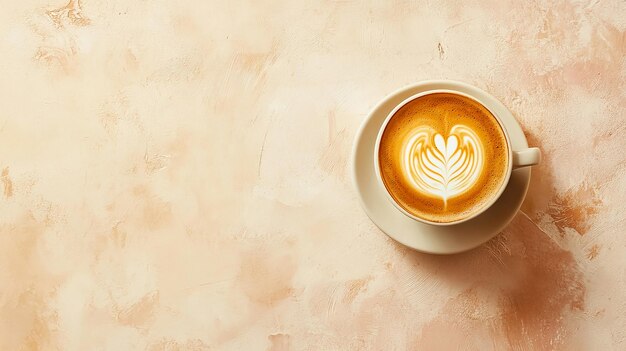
[400,124,484,208]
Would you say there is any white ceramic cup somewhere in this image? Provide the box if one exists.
[374,84,540,226]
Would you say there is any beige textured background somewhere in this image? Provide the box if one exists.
[1,0,625,350]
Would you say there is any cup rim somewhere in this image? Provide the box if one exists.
[373,87,514,226]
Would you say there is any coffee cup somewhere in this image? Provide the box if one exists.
[374,84,540,226]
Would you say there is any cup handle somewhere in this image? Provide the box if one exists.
[512,147,541,169]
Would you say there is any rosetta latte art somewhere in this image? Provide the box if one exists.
[401,125,484,208]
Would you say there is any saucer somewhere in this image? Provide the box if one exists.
[351,81,531,254]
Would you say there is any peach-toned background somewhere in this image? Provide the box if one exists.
[1,0,625,350]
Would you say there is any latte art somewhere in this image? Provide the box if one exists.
[378,92,509,223]
[402,125,483,208]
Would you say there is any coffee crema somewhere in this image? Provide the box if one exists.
[378,93,509,223]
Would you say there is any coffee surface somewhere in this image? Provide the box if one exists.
[378,93,509,223]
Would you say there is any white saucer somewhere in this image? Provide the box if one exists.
[352,81,531,254]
